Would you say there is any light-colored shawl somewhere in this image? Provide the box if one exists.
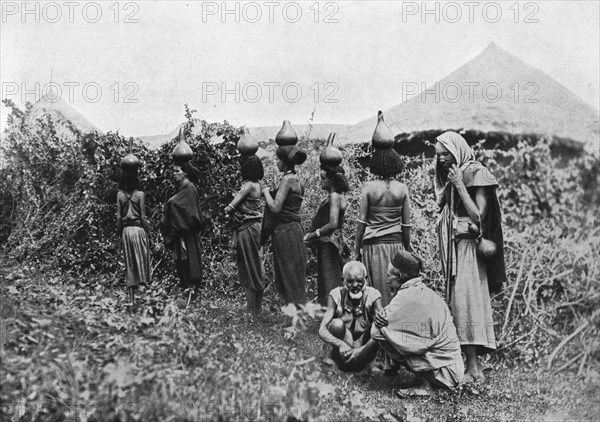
[433,131,506,294]
[434,131,476,207]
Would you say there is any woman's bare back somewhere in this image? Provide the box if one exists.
[365,180,407,207]
[281,174,303,195]
[245,181,262,200]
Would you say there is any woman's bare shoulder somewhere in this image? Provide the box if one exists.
[282,174,302,190]
[362,179,379,191]
[244,181,262,197]
[117,190,133,199]
[330,191,342,203]
[393,180,409,193]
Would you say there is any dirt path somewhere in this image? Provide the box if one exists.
[1,266,598,421]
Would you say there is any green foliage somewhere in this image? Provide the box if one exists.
[475,138,599,229]
[0,101,244,284]
[2,266,599,422]
[281,136,600,371]
[1,268,389,422]
[1,99,599,384]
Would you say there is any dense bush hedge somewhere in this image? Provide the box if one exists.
[1,98,599,369]
[0,101,243,286]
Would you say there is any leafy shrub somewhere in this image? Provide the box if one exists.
[0,101,244,285]
[284,135,599,370]
[2,98,599,371]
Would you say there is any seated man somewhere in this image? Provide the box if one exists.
[318,261,383,372]
[371,250,464,397]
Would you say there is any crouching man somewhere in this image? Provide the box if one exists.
[371,250,464,397]
[318,261,382,372]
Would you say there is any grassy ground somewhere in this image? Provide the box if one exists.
[1,264,598,422]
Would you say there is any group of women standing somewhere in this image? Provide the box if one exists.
[235,112,416,313]
[116,111,506,381]
[226,115,413,313]
[116,130,206,306]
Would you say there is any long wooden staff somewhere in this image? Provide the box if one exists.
[445,186,455,303]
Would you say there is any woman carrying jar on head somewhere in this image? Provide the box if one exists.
[261,121,308,306]
[354,112,412,307]
[304,134,350,306]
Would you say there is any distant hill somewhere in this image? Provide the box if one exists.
[337,42,599,153]
[135,121,275,158]
[138,123,351,150]
[18,43,598,156]
[27,91,103,138]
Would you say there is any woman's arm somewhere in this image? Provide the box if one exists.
[139,192,151,235]
[116,192,123,235]
[263,177,292,213]
[448,165,488,222]
[306,192,341,241]
[354,187,369,259]
[225,182,253,213]
[401,187,412,251]
[474,187,489,222]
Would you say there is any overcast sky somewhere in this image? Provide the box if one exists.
[1,0,599,136]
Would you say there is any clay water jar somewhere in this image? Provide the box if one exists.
[371,110,395,149]
[275,120,298,146]
[320,132,343,166]
[172,126,194,162]
[237,127,259,155]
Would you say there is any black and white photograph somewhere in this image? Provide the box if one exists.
[1,1,599,420]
